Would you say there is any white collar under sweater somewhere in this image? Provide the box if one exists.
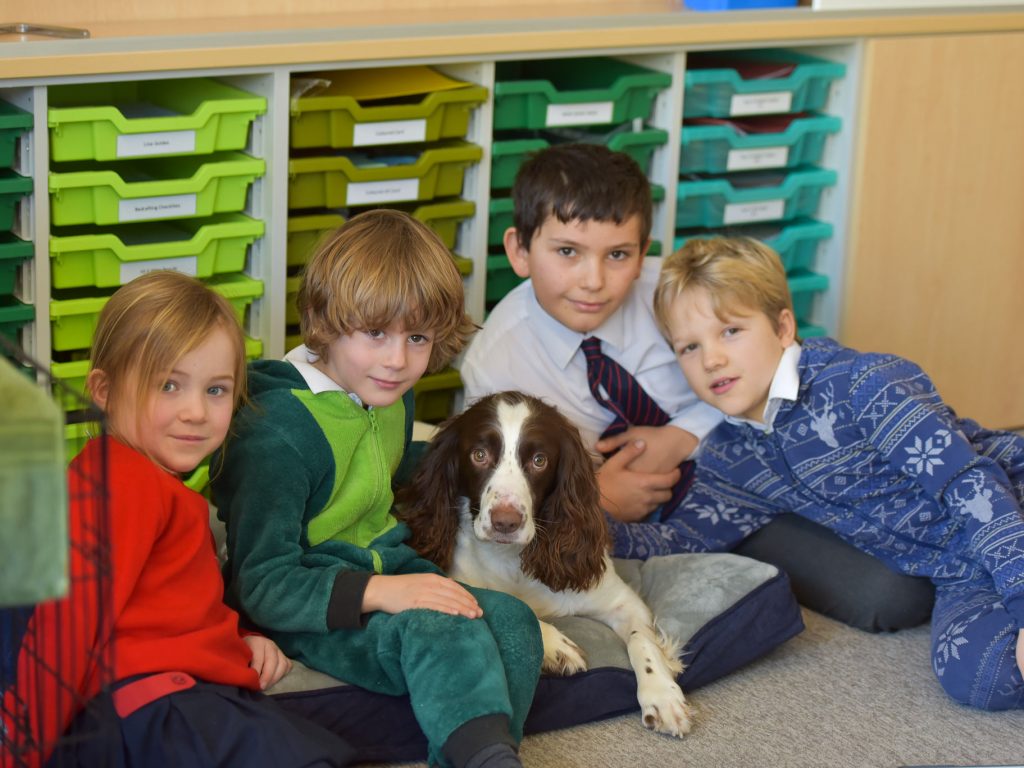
[723,341,802,433]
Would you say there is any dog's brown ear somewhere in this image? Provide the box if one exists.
[394,422,463,571]
[521,411,609,592]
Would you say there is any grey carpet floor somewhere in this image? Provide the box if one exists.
[371,608,1023,768]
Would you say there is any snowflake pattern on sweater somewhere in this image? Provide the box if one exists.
[611,338,1024,624]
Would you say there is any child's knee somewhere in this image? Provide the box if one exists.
[933,653,1024,711]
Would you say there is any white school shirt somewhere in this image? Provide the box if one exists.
[460,257,722,450]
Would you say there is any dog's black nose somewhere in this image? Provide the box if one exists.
[490,504,524,535]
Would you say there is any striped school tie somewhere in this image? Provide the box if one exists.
[581,336,695,514]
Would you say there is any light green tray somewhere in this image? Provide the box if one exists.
[0,232,33,297]
[50,213,263,290]
[52,334,263,413]
[413,367,462,423]
[291,78,487,149]
[288,141,482,209]
[0,100,32,170]
[680,114,842,174]
[673,218,833,274]
[49,273,263,352]
[493,57,671,130]
[49,152,265,227]
[286,198,474,268]
[0,169,32,232]
[675,167,836,229]
[683,50,846,119]
[48,78,266,163]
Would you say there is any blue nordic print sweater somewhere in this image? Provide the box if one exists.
[613,338,1024,627]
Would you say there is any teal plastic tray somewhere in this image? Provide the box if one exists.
[676,167,836,229]
[680,113,841,174]
[684,50,846,119]
[674,218,833,274]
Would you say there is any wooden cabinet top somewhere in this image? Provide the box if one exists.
[2,2,1024,80]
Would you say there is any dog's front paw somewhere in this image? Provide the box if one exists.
[539,621,588,675]
[638,682,693,738]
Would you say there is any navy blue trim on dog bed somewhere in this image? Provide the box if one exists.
[272,568,802,764]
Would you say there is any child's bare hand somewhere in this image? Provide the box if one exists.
[363,573,483,618]
[596,439,680,522]
[243,635,293,690]
[596,426,698,475]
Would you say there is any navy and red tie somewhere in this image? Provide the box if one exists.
[581,336,695,514]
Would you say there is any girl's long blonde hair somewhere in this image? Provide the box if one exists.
[88,270,248,433]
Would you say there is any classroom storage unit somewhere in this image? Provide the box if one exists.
[5,34,857,428]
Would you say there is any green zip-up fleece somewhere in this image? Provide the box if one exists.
[212,357,544,766]
[212,358,432,634]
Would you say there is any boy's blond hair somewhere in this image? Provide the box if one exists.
[89,269,248,430]
[654,236,794,335]
[299,208,475,373]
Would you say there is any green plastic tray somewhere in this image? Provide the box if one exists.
[413,366,462,423]
[49,273,263,352]
[683,50,846,119]
[485,253,525,306]
[286,274,302,326]
[673,218,833,274]
[494,57,671,130]
[50,213,263,290]
[288,142,482,209]
[49,152,265,227]
[676,167,836,229]
[0,101,32,170]
[0,296,33,351]
[0,169,32,232]
[48,78,266,163]
[490,126,668,189]
[291,76,487,149]
[680,114,842,174]
[487,196,514,248]
[0,232,33,297]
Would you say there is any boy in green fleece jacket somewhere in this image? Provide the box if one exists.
[212,209,543,768]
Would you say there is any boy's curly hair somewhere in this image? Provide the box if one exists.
[298,208,476,373]
[511,142,652,250]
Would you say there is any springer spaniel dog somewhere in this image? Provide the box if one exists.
[396,391,693,738]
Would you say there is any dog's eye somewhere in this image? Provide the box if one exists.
[531,453,548,469]
[470,448,488,464]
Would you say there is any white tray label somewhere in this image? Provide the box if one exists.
[723,198,785,225]
[353,119,428,146]
[729,92,793,117]
[116,130,197,158]
[120,255,198,284]
[545,101,614,127]
[118,194,198,222]
[726,146,789,172]
[345,178,420,205]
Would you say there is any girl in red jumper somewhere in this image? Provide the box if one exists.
[1,271,352,768]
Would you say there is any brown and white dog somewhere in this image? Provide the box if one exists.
[396,391,693,738]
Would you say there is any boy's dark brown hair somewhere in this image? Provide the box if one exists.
[298,208,476,373]
[510,142,653,250]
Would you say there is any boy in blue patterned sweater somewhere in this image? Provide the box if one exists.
[646,236,1024,710]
